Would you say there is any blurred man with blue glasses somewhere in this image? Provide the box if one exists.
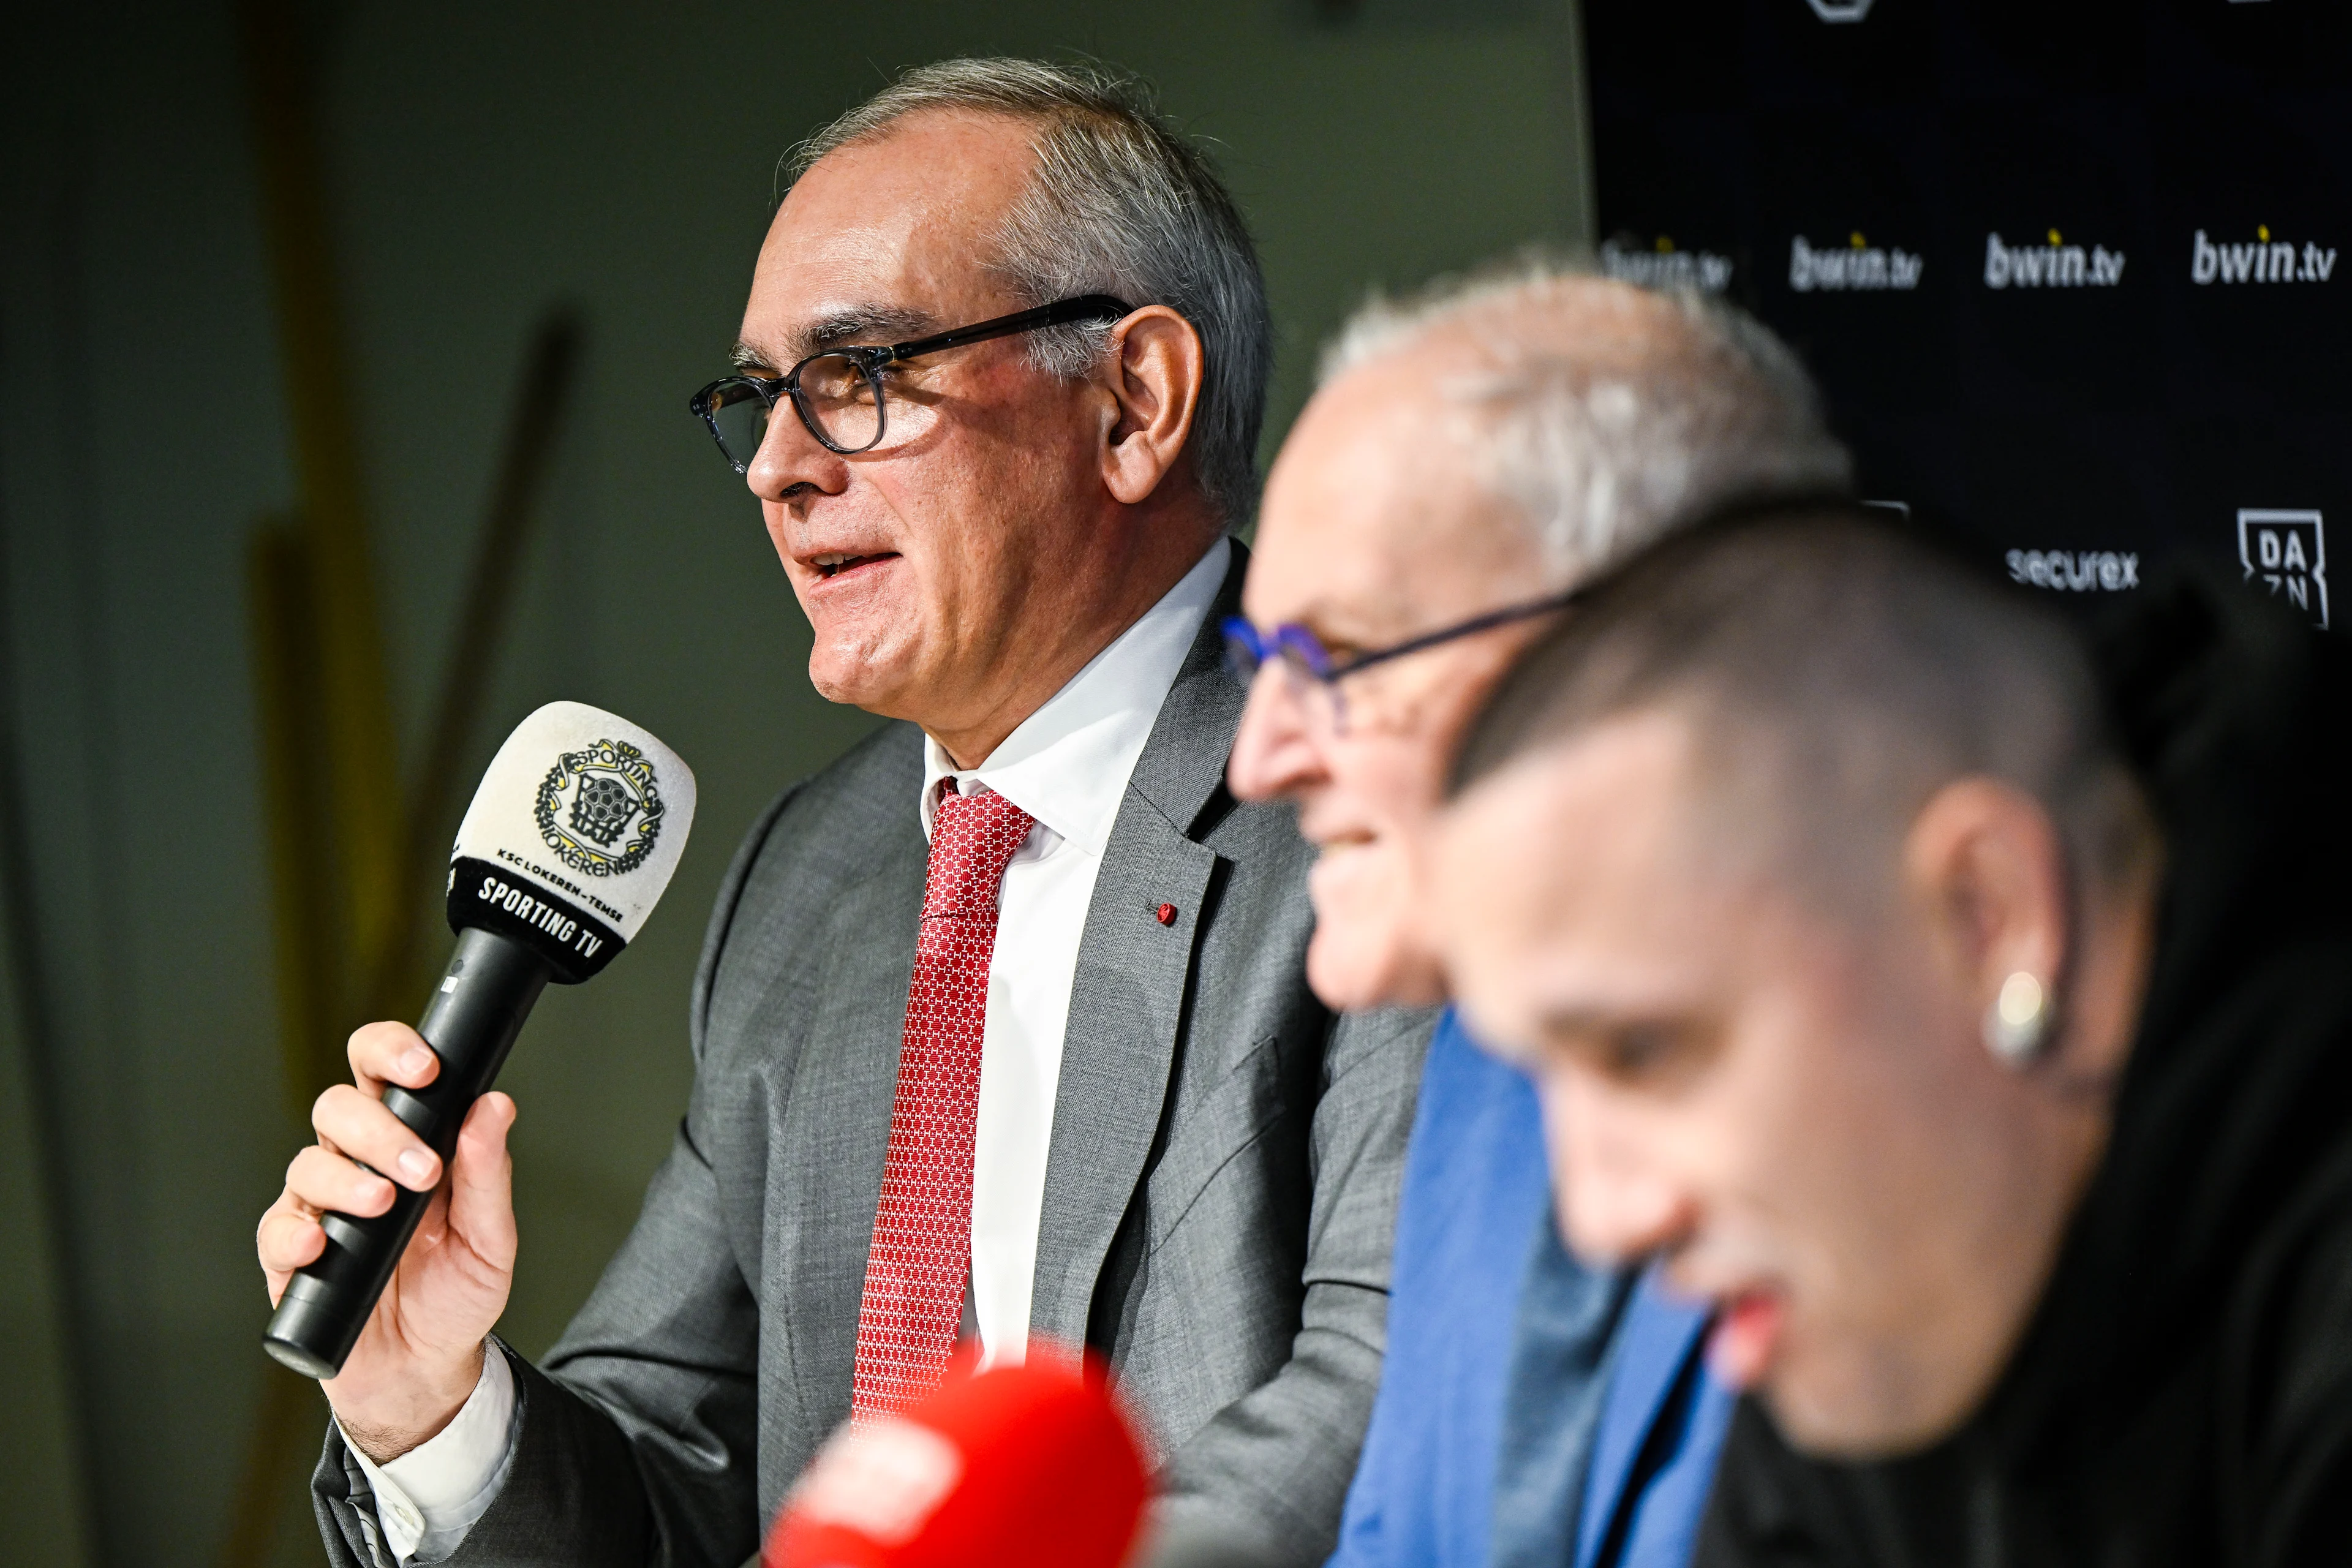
[1226,263,1850,1568]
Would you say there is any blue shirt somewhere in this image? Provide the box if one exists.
[1571,1271,1738,1568]
[1330,1009,1734,1568]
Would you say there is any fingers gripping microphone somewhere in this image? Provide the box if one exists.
[766,1356,1149,1568]
[263,701,696,1379]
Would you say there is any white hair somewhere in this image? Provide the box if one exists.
[786,58,1273,524]
[1322,257,1854,581]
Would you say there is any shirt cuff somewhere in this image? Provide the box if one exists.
[337,1342,519,1565]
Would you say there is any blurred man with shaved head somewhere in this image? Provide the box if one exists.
[1225,264,1848,1568]
[1439,507,2352,1566]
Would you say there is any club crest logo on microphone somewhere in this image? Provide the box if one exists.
[535,738,666,876]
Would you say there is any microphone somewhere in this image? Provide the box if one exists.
[263,701,696,1379]
[766,1355,1148,1568]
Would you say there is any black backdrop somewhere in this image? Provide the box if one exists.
[1585,0,2348,627]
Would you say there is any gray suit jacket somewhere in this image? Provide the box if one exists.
[313,551,1433,1567]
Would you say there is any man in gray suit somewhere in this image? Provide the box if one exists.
[255,59,1428,1567]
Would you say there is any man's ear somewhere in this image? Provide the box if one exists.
[1902,778,2070,1052]
[1095,305,1205,506]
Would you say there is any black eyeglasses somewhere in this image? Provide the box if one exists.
[1223,591,1580,733]
[687,294,1133,472]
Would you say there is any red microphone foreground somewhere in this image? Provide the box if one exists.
[766,1354,1148,1568]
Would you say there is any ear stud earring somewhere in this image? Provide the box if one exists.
[1985,971,2052,1066]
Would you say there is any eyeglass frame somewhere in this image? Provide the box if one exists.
[687,293,1135,472]
[1221,489,1891,734]
[1221,590,1581,733]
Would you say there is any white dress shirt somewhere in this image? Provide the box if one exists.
[349,538,1230,1563]
[339,1340,518,1564]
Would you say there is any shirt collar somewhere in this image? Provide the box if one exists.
[921,537,1231,856]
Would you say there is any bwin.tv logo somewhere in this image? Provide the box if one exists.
[1805,0,1874,19]
[2239,510,2329,630]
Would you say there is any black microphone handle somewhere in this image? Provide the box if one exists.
[263,926,551,1380]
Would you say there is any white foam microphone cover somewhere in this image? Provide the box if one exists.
[447,701,697,981]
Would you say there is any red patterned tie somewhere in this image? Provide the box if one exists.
[851,782,1036,1420]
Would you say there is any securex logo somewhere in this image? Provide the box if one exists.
[2192,227,2338,285]
[2007,549,2139,593]
[1790,232,1923,292]
[1984,230,2127,289]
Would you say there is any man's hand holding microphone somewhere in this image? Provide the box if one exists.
[254,701,696,1458]
[257,1019,521,1458]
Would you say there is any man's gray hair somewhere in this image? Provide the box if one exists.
[1321,258,1853,581]
[786,58,1273,524]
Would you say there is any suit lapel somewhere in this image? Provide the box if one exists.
[772,819,927,1443]
[1030,545,1250,1345]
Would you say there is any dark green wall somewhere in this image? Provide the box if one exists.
[0,3,1590,1562]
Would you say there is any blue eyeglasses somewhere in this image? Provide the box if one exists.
[1222,590,1579,731]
